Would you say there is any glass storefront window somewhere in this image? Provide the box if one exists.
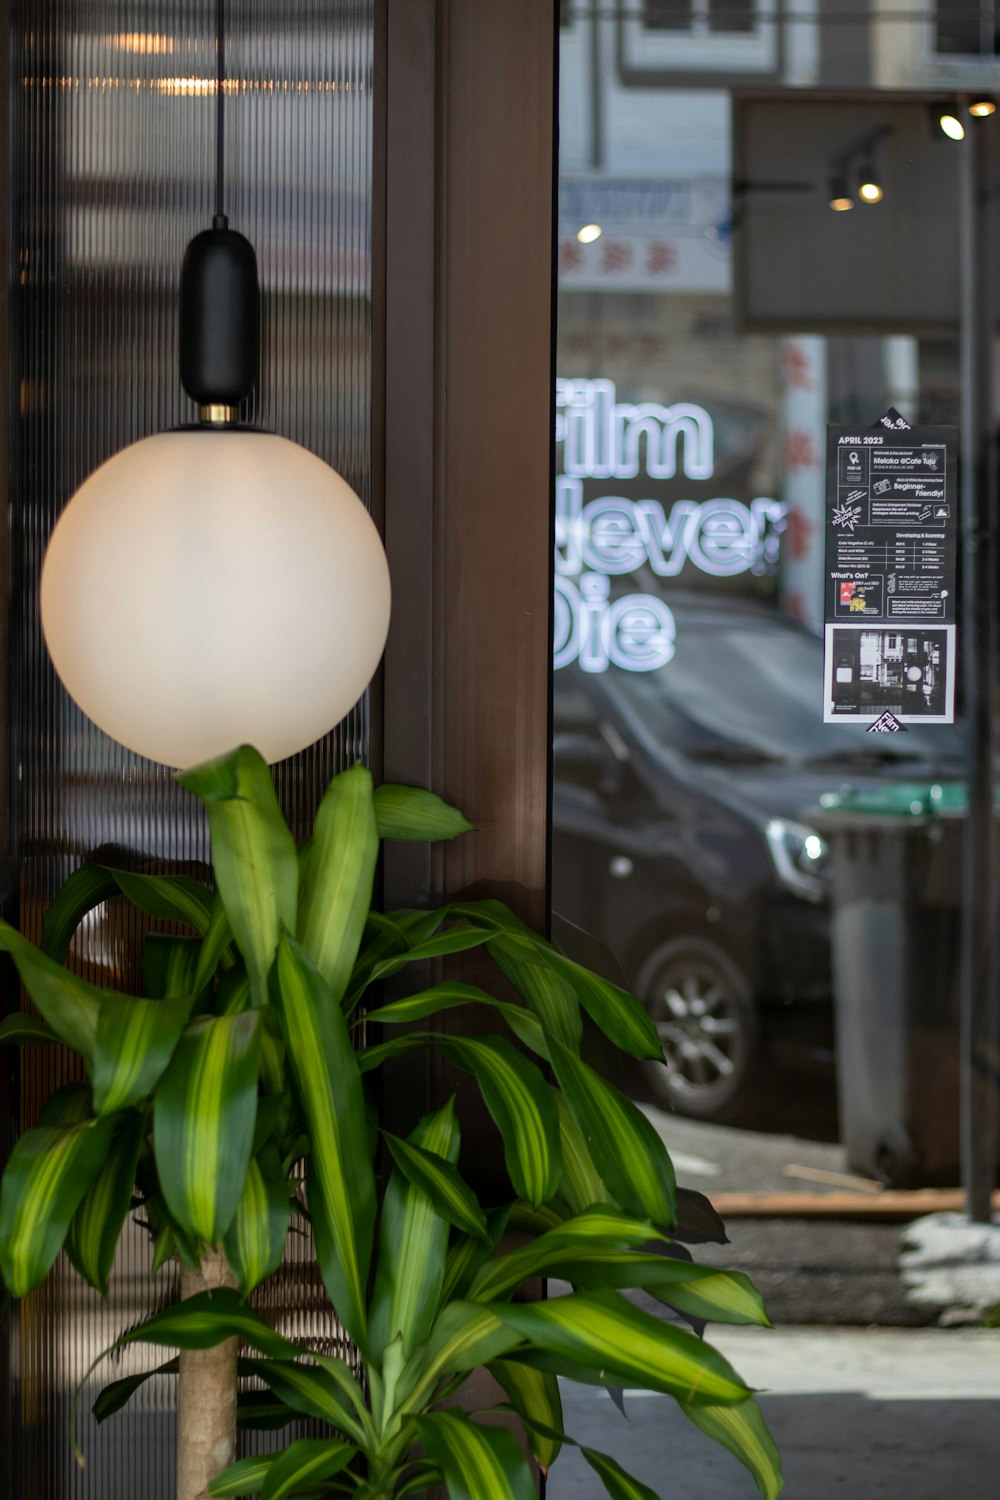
[552,7,1000,1496]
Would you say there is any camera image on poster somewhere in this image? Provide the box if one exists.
[823,623,954,723]
[823,412,957,724]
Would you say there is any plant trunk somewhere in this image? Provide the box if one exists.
[176,1251,238,1500]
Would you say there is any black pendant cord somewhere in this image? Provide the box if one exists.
[215,0,227,227]
[180,0,259,409]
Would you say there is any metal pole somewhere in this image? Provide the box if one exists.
[959,111,999,1223]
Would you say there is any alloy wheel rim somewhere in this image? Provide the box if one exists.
[652,961,743,1099]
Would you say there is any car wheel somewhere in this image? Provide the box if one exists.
[635,937,760,1123]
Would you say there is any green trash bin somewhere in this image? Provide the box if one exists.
[814,782,968,1187]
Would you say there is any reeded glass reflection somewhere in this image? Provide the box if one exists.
[8,4,374,1496]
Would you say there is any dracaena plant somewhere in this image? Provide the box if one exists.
[0,746,783,1500]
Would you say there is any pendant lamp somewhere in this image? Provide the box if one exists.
[40,3,391,769]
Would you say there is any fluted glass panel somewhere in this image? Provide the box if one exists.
[6,3,374,1495]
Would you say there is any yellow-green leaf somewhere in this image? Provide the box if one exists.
[372,1098,463,1360]
[494,1289,749,1406]
[416,1410,536,1500]
[0,920,104,1063]
[440,1035,560,1207]
[93,993,193,1116]
[549,1038,675,1230]
[66,1116,144,1295]
[153,1011,261,1245]
[297,763,378,1001]
[490,1359,563,1473]
[0,1115,118,1295]
[682,1395,784,1499]
[273,934,375,1355]
[223,1144,291,1296]
[374,783,473,841]
[177,746,297,1007]
[261,1437,356,1500]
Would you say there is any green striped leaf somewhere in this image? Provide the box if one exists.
[120,1287,298,1358]
[365,983,549,1060]
[223,1143,292,1296]
[261,1437,356,1500]
[0,1012,56,1045]
[490,1359,563,1473]
[581,1448,661,1500]
[42,864,216,963]
[469,1208,661,1301]
[177,746,298,1006]
[142,936,202,1000]
[273,934,375,1354]
[396,1462,444,1498]
[441,1206,511,1305]
[207,1454,277,1497]
[439,1035,560,1207]
[537,1250,770,1327]
[553,1089,611,1215]
[108,871,214,933]
[93,994,193,1116]
[93,1357,179,1423]
[538,948,662,1062]
[251,1359,370,1447]
[549,1039,675,1230]
[66,1116,144,1295]
[371,1099,463,1360]
[416,1410,536,1500]
[682,1396,784,1500]
[193,892,236,993]
[153,1011,262,1245]
[384,1130,488,1240]
[0,1115,118,1295]
[494,1290,749,1405]
[297,763,378,1001]
[0,920,103,1063]
[374,784,473,841]
[396,1301,523,1413]
[488,934,583,1050]
[41,864,121,961]
[365,926,497,987]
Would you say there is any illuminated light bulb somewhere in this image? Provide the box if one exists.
[41,431,391,767]
[858,178,883,204]
[577,223,602,244]
[970,99,996,118]
[939,113,965,141]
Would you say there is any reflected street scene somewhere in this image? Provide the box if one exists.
[552,4,1000,1496]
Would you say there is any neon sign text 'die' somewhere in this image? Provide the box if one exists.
[554,379,785,673]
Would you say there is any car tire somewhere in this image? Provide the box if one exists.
[634,936,761,1123]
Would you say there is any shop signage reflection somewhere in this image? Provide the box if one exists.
[554,378,785,673]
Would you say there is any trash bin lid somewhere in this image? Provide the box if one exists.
[816,781,966,819]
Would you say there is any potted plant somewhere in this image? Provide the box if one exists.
[0,746,782,1500]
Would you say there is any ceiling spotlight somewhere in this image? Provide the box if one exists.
[857,164,883,204]
[970,98,996,118]
[828,172,853,212]
[938,111,966,141]
[577,223,602,244]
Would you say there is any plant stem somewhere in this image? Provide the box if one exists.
[176,1250,238,1500]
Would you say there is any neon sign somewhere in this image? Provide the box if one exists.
[554,379,785,673]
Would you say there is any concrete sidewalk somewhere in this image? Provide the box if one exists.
[548,1326,1000,1499]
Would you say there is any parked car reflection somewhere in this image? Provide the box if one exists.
[552,593,965,1121]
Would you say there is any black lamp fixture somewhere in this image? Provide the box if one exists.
[828,170,854,212]
[39,1,391,770]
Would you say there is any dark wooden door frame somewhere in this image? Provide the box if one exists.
[374,0,557,1140]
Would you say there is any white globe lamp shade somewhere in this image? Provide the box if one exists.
[40,429,391,768]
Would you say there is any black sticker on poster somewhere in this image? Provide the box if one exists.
[823,413,957,724]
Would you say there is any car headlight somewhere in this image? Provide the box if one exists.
[765,818,830,904]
